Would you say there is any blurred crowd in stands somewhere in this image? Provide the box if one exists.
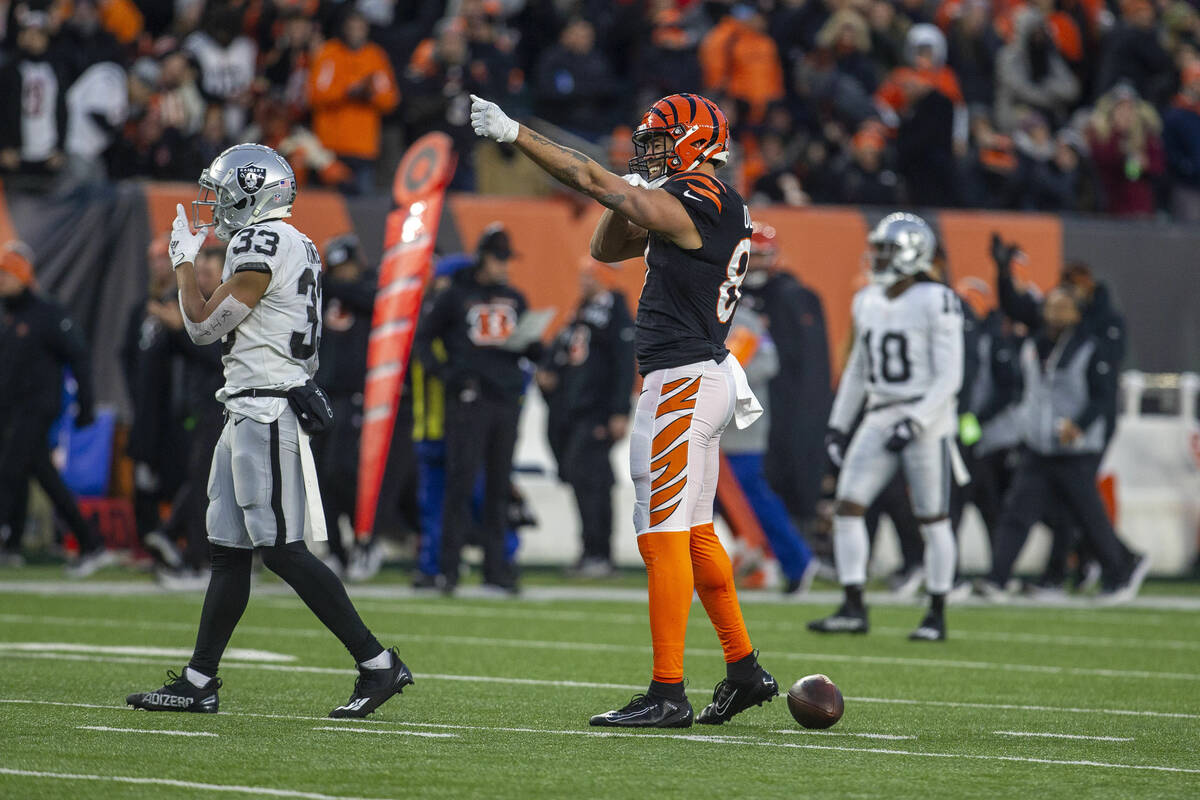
[3,0,1200,217]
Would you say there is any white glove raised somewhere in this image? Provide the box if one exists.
[469,94,519,143]
[169,203,206,269]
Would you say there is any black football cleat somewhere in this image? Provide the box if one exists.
[589,693,693,728]
[807,604,869,634]
[127,669,220,713]
[696,667,779,725]
[908,612,946,642]
[329,648,413,718]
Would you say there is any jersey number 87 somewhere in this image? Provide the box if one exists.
[716,205,754,323]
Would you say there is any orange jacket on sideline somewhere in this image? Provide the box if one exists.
[308,40,399,160]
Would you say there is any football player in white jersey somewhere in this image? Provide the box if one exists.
[127,144,413,717]
[809,213,964,641]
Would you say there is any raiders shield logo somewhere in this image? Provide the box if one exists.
[236,165,267,194]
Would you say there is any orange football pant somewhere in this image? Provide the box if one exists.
[639,524,753,684]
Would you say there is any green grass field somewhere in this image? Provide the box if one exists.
[2,569,1199,799]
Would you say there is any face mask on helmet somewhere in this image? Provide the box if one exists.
[866,215,934,286]
[193,173,251,241]
[629,131,681,181]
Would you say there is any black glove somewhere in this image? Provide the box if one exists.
[74,408,95,429]
[885,418,919,452]
[825,428,849,469]
[990,232,1017,276]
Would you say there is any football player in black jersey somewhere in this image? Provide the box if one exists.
[471,92,779,728]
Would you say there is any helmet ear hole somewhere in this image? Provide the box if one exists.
[233,197,249,210]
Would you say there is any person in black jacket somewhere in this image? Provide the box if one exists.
[310,234,377,573]
[0,9,69,182]
[119,234,190,569]
[414,224,538,593]
[533,17,618,141]
[540,260,634,576]
[739,225,832,527]
[0,242,111,574]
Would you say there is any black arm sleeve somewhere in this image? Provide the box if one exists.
[996,270,1043,329]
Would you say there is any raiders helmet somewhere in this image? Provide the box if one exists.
[193,143,296,241]
[867,212,936,287]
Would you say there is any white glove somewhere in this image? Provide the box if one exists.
[169,203,205,269]
[469,94,519,143]
[621,173,649,188]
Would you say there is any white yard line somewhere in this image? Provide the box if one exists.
[0,767,394,800]
[7,603,1199,653]
[0,641,294,662]
[76,725,218,738]
[5,579,1200,612]
[850,696,1200,721]
[311,726,457,739]
[5,636,1198,684]
[994,731,1135,742]
[770,730,916,740]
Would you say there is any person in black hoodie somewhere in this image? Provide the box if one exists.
[414,224,538,593]
[0,242,111,574]
[312,234,377,573]
[540,259,634,576]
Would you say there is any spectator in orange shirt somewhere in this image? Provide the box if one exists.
[699,4,784,125]
[309,10,399,194]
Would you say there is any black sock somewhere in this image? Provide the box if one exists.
[188,544,253,677]
[726,651,759,683]
[929,593,946,616]
[844,584,865,612]
[260,541,382,663]
[648,679,686,702]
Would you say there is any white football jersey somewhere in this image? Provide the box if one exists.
[216,220,323,423]
[830,281,964,437]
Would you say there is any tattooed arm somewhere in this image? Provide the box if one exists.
[590,209,648,262]
[511,126,701,250]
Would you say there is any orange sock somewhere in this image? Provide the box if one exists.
[638,530,694,684]
[690,523,753,663]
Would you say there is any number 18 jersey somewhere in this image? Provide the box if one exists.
[841,280,963,434]
[635,171,752,375]
[216,219,323,423]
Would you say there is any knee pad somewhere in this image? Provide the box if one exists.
[258,540,309,574]
[210,543,253,573]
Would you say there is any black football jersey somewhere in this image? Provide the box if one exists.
[635,171,752,375]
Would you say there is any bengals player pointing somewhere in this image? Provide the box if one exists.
[471,93,779,727]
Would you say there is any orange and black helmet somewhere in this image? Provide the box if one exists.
[629,93,730,181]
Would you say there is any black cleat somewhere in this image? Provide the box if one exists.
[696,667,779,725]
[329,648,414,718]
[589,693,693,728]
[127,669,220,713]
[807,604,869,634]
[908,612,946,641]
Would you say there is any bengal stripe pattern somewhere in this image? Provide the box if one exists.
[648,376,702,528]
[676,172,724,213]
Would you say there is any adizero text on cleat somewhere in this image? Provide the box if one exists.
[329,648,413,718]
[127,669,220,713]
[589,693,693,728]
[696,668,779,725]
